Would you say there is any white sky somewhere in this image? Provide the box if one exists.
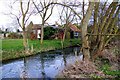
[0,0,114,31]
[0,1,9,26]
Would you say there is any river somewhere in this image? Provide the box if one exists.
[1,46,83,78]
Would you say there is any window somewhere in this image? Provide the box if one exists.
[74,32,78,36]
[33,30,36,34]
[37,30,41,34]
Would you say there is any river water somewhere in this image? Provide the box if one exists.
[1,46,83,78]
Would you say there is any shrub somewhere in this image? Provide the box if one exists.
[7,33,23,39]
[44,27,58,40]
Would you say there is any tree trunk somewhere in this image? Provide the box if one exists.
[62,22,69,42]
[81,2,94,61]
[41,24,44,44]
[92,3,119,60]
[93,2,99,41]
[23,31,28,52]
[20,0,30,53]
[63,25,67,42]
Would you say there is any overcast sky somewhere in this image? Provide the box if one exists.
[0,0,114,31]
[0,0,82,31]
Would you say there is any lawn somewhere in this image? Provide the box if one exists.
[2,39,24,51]
[1,39,81,61]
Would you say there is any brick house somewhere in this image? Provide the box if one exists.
[27,23,41,40]
[68,23,81,39]
[27,22,81,40]
[51,23,81,39]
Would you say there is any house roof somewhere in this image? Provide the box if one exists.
[27,24,41,31]
[68,23,81,32]
[32,24,41,29]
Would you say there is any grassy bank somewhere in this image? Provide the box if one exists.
[1,39,81,61]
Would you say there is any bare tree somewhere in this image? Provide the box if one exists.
[88,1,120,60]
[80,1,95,61]
[5,0,34,52]
[57,3,78,42]
[6,0,35,53]
[32,0,56,44]
[20,0,31,52]
[50,1,94,61]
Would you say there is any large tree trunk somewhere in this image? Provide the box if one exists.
[81,2,94,61]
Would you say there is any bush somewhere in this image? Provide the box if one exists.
[7,33,23,39]
[101,64,120,77]
[44,27,58,40]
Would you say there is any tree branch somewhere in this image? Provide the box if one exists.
[20,0,24,15]
[24,0,30,15]
[45,4,55,22]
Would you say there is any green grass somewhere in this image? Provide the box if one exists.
[1,39,81,61]
[2,39,24,51]
[101,64,120,77]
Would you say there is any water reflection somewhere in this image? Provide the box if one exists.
[20,58,28,78]
[62,51,67,66]
[2,47,82,78]
[40,53,46,78]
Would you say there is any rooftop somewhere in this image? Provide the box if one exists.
[68,23,81,32]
